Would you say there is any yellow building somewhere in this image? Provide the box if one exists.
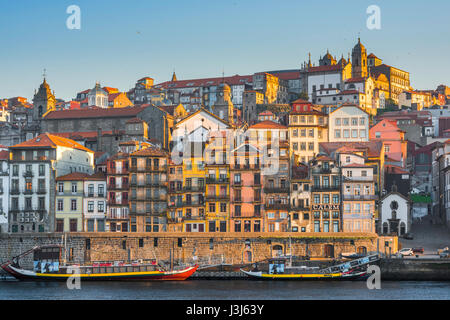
[55,173,87,232]
[204,133,230,232]
[178,142,207,232]
[289,99,328,164]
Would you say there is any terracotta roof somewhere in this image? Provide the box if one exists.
[338,90,361,95]
[368,53,380,59]
[249,120,287,129]
[56,172,91,181]
[108,92,122,102]
[56,171,106,181]
[131,147,168,157]
[320,141,383,158]
[0,150,9,160]
[342,163,371,168]
[44,106,147,120]
[10,133,94,153]
[385,164,409,174]
[316,155,333,161]
[86,172,106,181]
[265,70,301,80]
[307,64,342,73]
[259,110,274,116]
[345,77,367,83]
[50,131,123,140]
[126,117,144,124]
[291,99,312,105]
[154,74,253,90]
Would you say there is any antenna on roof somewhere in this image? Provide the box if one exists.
[42,68,47,81]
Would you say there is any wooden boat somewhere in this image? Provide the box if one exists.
[1,245,198,281]
[240,254,379,281]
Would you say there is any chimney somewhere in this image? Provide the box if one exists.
[97,127,102,152]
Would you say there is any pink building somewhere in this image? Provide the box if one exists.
[369,119,407,167]
[230,143,263,232]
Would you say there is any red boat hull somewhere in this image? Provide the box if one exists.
[1,263,198,281]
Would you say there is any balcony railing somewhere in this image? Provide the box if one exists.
[206,194,230,201]
[23,171,34,178]
[342,194,378,201]
[264,203,290,210]
[107,183,129,190]
[108,199,129,206]
[129,165,167,173]
[263,186,290,193]
[311,185,340,192]
[232,164,260,171]
[183,186,206,192]
[206,177,229,184]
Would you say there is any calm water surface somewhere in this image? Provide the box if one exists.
[0,280,449,300]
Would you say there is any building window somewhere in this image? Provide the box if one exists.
[57,199,63,211]
[71,199,77,211]
[335,130,341,138]
[98,201,104,212]
[71,183,77,193]
[58,183,64,193]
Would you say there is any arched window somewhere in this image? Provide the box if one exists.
[357,246,367,255]
[400,222,406,235]
[383,222,388,234]
[272,245,283,257]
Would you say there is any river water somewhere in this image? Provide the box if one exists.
[0,280,449,300]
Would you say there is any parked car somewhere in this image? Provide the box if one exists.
[398,248,414,256]
[412,247,424,254]
[439,250,450,259]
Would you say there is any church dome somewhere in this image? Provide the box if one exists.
[353,38,366,52]
[218,82,231,91]
[89,82,107,96]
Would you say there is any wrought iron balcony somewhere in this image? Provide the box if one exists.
[263,186,290,193]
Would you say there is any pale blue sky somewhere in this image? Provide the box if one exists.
[0,0,449,101]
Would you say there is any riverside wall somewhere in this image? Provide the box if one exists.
[0,232,392,269]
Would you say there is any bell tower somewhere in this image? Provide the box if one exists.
[351,37,368,78]
[212,83,234,124]
[32,71,56,121]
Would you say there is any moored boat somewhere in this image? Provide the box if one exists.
[240,254,379,281]
[1,245,198,281]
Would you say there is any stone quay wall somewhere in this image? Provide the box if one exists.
[0,232,396,270]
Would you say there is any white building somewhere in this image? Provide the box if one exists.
[328,104,369,142]
[8,133,94,233]
[88,82,109,108]
[83,172,107,232]
[0,150,9,233]
[380,192,411,236]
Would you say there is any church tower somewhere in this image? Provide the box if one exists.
[212,83,234,124]
[32,76,56,121]
[351,37,368,78]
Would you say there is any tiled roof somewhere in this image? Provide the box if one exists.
[131,147,168,157]
[291,99,312,105]
[385,164,409,174]
[108,92,121,102]
[56,171,106,181]
[56,172,91,181]
[44,106,147,120]
[154,74,253,90]
[126,117,143,124]
[345,77,367,83]
[248,120,287,129]
[0,150,9,160]
[265,70,301,80]
[50,130,123,140]
[10,133,94,153]
[307,64,342,73]
[338,90,361,95]
[320,141,383,158]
